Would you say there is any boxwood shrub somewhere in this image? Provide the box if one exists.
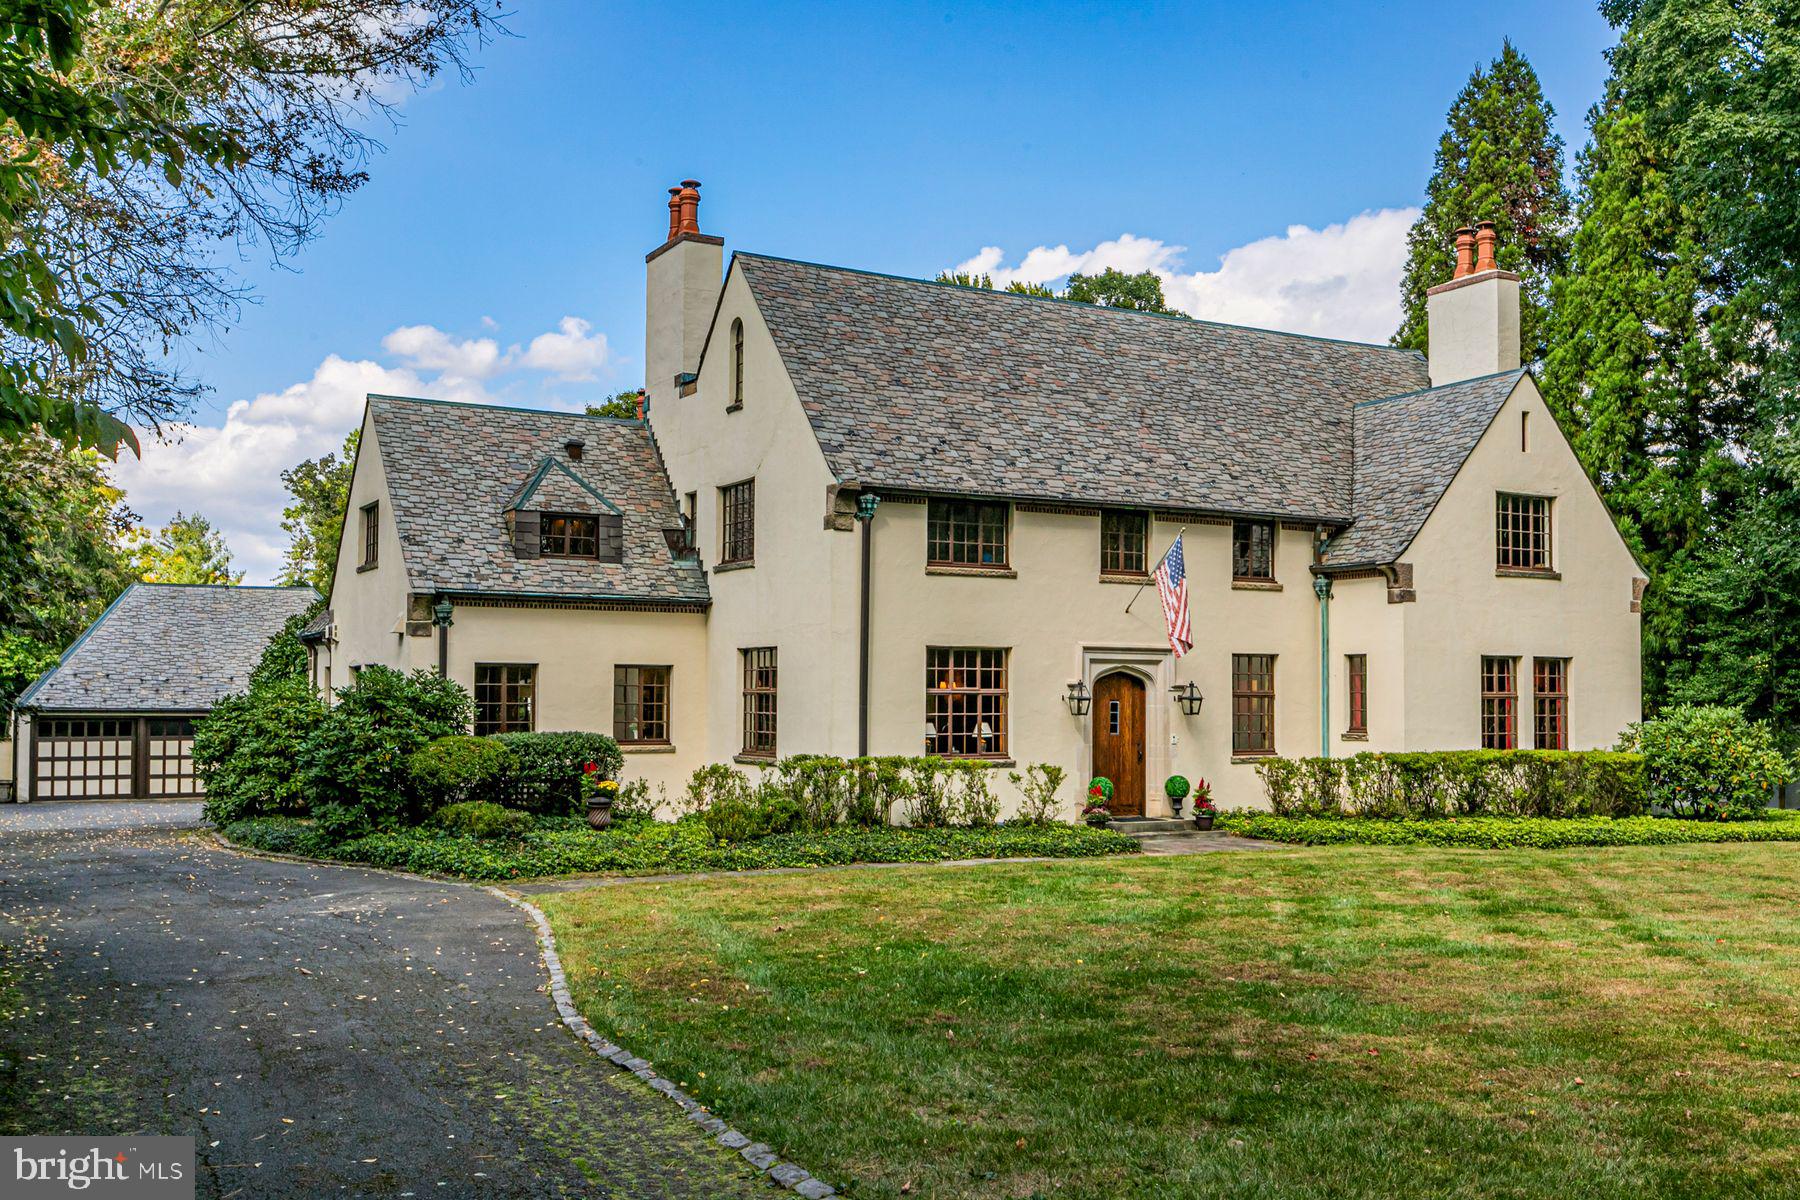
[408,735,519,809]
[1256,750,1646,820]
[1219,810,1800,849]
[431,800,534,840]
[492,731,623,815]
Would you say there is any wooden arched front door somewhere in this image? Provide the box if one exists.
[1092,672,1146,817]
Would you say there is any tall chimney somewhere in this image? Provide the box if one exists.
[1425,220,1520,387]
[644,179,724,413]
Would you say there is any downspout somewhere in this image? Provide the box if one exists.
[432,596,454,679]
[1313,574,1332,758]
[855,493,881,757]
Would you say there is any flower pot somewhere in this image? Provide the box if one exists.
[1169,799,1184,818]
[1085,812,1112,829]
[1194,814,1215,831]
[586,798,614,830]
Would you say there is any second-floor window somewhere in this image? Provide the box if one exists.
[1232,519,1275,581]
[729,318,745,408]
[1496,493,1552,572]
[720,479,755,564]
[1100,510,1148,576]
[360,502,379,569]
[1346,654,1367,736]
[541,512,599,558]
[1481,656,1518,749]
[928,499,1008,567]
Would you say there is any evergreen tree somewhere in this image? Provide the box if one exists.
[1540,101,1759,712]
[1393,40,1573,362]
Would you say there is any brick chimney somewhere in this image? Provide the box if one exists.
[645,179,724,411]
[1426,220,1520,387]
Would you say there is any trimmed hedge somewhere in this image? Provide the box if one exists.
[1256,750,1646,819]
[491,731,623,814]
[1218,810,1800,849]
[408,736,518,809]
[431,800,533,839]
[223,815,1138,881]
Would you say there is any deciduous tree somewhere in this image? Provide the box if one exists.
[278,431,359,593]
[127,511,241,585]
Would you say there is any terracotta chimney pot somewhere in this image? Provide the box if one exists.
[1452,226,1477,279]
[666,187,682,242]
[676,179,702,236]
[1474,221,1499,273]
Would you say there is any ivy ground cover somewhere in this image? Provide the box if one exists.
[541,843,1800,1200]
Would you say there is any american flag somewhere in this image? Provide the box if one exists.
[1153,533,1192,658]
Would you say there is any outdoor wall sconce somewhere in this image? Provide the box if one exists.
[1064,680,1092,716]
[432,598,455,627]
[1170,681,1205,716]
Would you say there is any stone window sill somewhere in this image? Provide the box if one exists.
[1099,573,1151,586]
[1231,578,1282,591]
[734,752,776,766]
[713,560,754,574]
[925,564,1017,579]
[621,743,677,755]
[1230,753,1277,765]
[725,403,743,414]
[939,757,1017,768]
[1341,731,1369,742]
[1496,568,1562,580]
[356,562,378,573]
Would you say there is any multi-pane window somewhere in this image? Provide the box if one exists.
[741,647,777,757]
[927,499,1008,566]
[541,512,599,558]
[1496,494,1552,571]
[1480,656,1518,749]
[720,480,755,564]
[1346,654,1367,736]
[1534,657,1569,750]
[1232,519,1275,580]
[613,665,671,745]
[1232,654,1276,754]
[360,502,379,568]
[474,663,535,735]
[925,648,1009,758]
[1100,510,1148,576]
[730,318,745,407]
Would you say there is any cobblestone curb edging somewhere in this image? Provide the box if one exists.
[488,887,839,1200]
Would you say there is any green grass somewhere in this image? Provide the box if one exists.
[541,843,1800,1199]
[222,815,1136,881]
[1219,809,1800,848]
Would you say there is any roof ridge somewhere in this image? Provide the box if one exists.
[735,250,1429,356]
[368,393,649,425]
[1354,367,1527,408]
[130,582,316,592]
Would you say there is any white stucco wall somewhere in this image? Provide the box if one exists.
[1399,375,1643,748]
[321,416,421,689]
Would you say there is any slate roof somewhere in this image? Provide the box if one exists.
[366,396,709,605]
[18,584,318,713]
[734,253,1432,521]
[1321,369,1527,568]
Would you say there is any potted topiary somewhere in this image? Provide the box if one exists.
[1164,774,1191,817]
[1191,776,1216,830]
[584,762,618,830]
[1083,777,1114,826]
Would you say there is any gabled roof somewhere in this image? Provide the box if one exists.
[734,253,1431,521]
[506,456,622,515]
[18,584,318,713]
[366,396,709,605]
[1321,369,1527,568]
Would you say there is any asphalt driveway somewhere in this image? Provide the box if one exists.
[0,804,769,1198]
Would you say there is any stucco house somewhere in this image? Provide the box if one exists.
[9,583,318,801]
[305,185,1645,816]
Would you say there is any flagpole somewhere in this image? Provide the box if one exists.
[1124,526,1186,614]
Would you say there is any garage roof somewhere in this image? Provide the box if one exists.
[17,584,318,714]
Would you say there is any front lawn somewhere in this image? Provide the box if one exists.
[221,815,1136,881]
[541,843,1800,1199]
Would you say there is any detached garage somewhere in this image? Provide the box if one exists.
[9,583,317,802]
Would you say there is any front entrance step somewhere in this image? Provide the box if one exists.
[1106,817,1194,835]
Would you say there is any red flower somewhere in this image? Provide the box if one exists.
[583,761,598,774]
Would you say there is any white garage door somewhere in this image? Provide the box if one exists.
[145,719,200,797]
[32,718,135,799]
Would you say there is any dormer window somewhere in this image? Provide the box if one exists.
[728,318,745,410]
[542,512,600,558]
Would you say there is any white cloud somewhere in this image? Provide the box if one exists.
[519,316,610,381]
[114,312,618,584]
[953,207,1419,344]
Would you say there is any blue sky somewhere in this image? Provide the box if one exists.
[116,0,1619,582]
